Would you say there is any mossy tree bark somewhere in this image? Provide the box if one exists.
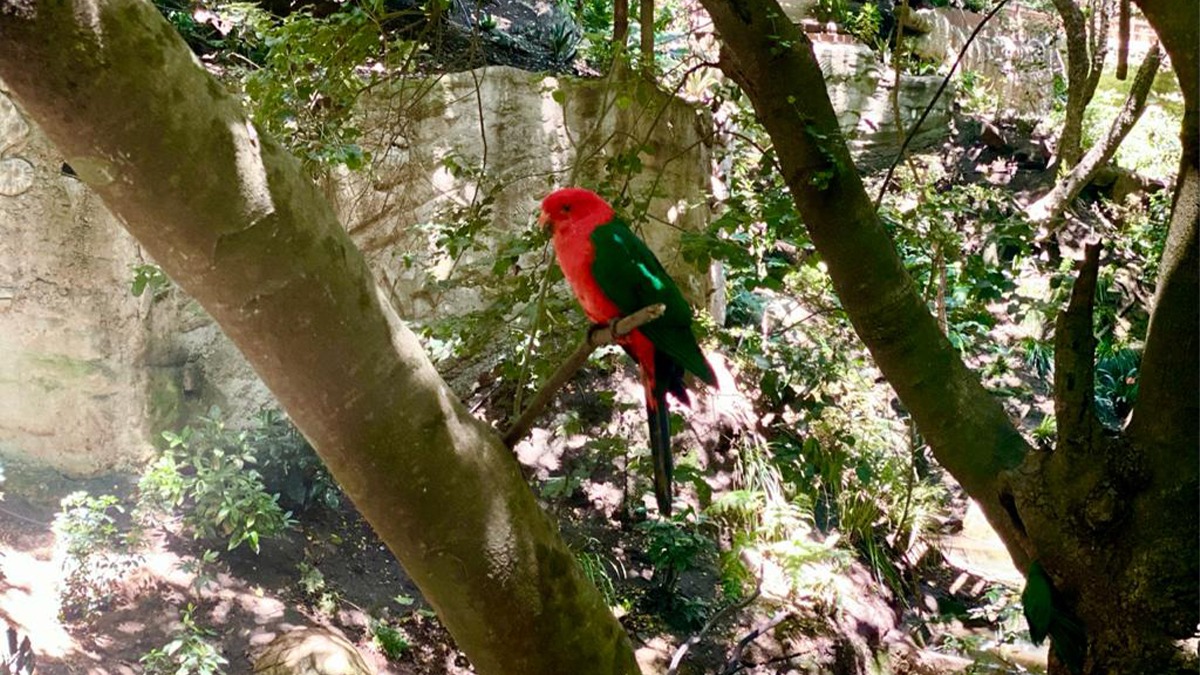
[699,0,1197,671]
[0,2,640,674]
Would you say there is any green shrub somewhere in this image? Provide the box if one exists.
[251,409,341,512]
[140,604,228,675]
[138,408,295,553]
[53,492,142,621]
[370,619,411,660]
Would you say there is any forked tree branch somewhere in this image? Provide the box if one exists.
[503,303,666,448]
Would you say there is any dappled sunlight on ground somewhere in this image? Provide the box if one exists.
[0,472,459,674]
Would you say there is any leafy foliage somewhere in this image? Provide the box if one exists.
[370,618,412,660]
[139,604,229,675]
[130,263,171,299]
[138,408,296,553]
[53,492,143,621]
[250,409,341,512]
[239,3,385,169]
[639,509,717,584]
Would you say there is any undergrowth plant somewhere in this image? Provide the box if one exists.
[251,408,341,513]
[139,604,228,675]
[138,407,296,553]
[370,618,412,660]
[53,492,143,621]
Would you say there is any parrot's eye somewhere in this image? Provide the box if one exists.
[562,205,571,213]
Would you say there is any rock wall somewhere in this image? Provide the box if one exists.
[334,67,713,318]
[0,68,712,476]
[0,84,152,475]
[0,16,1058,475]
[812,41,953,166]
[781,4,1061,163]
[908,5,1061,118]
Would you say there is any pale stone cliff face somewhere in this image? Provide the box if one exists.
[333,67,713,319]
[0,83,150,475]
[0,68,713,476]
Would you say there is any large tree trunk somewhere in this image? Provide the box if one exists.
[0,2,641,674]
[698,0,1197,671]
[1026,42,1163,225]
[696,0,1035,570]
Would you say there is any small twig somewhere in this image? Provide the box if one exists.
[720,609,794,675]
[665,587,762,675]
[502,304,666,448]
[726,651,808,673]
[874,0,1012,211]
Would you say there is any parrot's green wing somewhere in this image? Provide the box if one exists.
[589,218,715,384]
[1022,560,1054,645]
[1023,560,1086,675]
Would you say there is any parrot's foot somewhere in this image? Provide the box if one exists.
[587,318,624,345]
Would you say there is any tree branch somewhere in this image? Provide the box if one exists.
[701,0,1033,570]
[719,609,793,675]
[1052,0,1099,169]
[503,303,666,448]
[1116,0,1131,80]
[0,3,641,672]
[1027,42,1163,226]
[666,586,761,675]
[1053,242,1102,451]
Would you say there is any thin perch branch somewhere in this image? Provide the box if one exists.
[503,303,666,448]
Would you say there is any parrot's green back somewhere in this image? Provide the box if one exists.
[588,218,716,385]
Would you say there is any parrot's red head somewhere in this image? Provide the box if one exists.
[539,187,614,234]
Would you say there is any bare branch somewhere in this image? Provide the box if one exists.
[502,304,666,448]
[1054,242,1102,451]
[666,587,761,675]
[720,609,794,675]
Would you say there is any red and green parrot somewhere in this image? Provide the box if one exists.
[539,187,717,516]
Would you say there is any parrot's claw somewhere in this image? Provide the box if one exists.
[588,317,624,344]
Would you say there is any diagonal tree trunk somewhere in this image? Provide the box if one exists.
[698,0,1197,670]
[0,2,641,673]
[1026,42,1163,225]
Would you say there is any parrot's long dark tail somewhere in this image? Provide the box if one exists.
[646,352,689,517]
[647,389,673,517]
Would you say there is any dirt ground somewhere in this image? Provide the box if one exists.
[0,467,467,675]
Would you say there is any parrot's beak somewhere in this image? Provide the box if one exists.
[537,210,552,230]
